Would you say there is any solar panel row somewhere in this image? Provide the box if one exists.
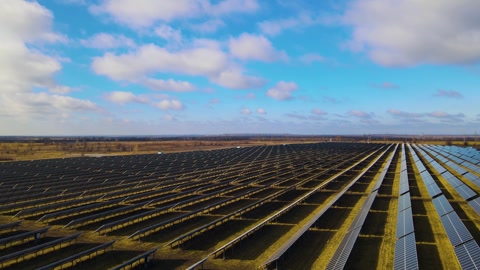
[394,233,419,270]
[440,212,474,247]
[454,239,480,270]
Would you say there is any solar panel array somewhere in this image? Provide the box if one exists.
[394,144,419,270]
[412,144,480,269]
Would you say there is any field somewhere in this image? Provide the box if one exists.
[0,142,479,269]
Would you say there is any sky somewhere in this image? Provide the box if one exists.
[1,0,480,136]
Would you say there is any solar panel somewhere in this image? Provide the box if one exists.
[464,172,479,183]
[455,184,476,201]
[398,193,411,212]
[432,195,454,216]
[326,227,362,270]
[440,212,473,246]
[468,198,480,215]
[399,181,410,196]
[415,161,426,173]
[443,174,464,188]
[400,170,408,184]
[454,240,480,270]
[396,207,414,238]
[394,233,419,270]
[426,183,442,198]
[421,171,435,186]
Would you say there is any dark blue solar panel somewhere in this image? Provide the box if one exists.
[432,195,454,216]
[455,184,476,201]
[326,227,362,270]
[468,198,480,215]
[396,207,414,238]
[440,212,473,247]
[394,233,419,270]
[398,193,411,212]
[454,240,480,270]
[426,183,442,198]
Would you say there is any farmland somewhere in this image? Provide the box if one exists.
[0,142,479,269]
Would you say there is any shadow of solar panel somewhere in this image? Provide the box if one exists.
[394,233,419,270]
[455,184,476,201]
[426,183,442,198]
[454,239,480,270]
[398,193,411,212]
[432,195,454,217]
[396,207,414,238]
[440,212,473,247]
[326,227,362,270]
[468,198,480,215]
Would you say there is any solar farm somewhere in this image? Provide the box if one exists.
[0,142,479,269]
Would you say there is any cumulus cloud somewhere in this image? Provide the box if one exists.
[434,89,463,98]
[142,78,195,92]
[92,43,263,89]
[266,81,298,100]
[156,99,184,110]
[190,19,225,33]
[104,91,148,105]
[229,33,287,62]
[155,25,182,43]
[343,0,480,66]
[258,14,320,36]
[80,33,136,49]
[0,1,97,119]
[91,0,258,28]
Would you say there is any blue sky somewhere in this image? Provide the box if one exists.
[1,0,479,135]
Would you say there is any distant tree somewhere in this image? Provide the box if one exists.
[445,139,453,146]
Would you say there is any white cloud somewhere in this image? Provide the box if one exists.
[104,91,148,105]
[49,85,72,95]
[156,99,184,110]
[343,0,480,66]
[80,33,136,49]
[229,33,287,62]
[258,14,320,36]
[241,108,252,115]
[92,44,264,89]
[190,19,225,33]
[91,0,258,28]
[155,25,182,43]
[372,82,398,89]
[142,78,195,92]
[256,108,266,114]
[266,81,298,100]
[0,1,97,120]
[348,110,373,118]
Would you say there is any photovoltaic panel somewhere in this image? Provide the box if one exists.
[398,193,411,212]
[415,161,426,173]
[464,172,479,183]
[432,195,454,217]
[455,184,476,201]
[399,181,410,196]
[443,174,463,188]
[326,227,362,270]
[394,233,419,270]
[468,198,480,215]
[396,207,414,238]
[440,212,473,247]
[454,240,480,270]
[426,183,442,198]
[421,171,435,186]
